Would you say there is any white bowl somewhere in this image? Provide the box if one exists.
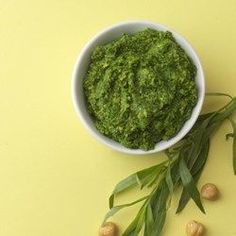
[72,20,205,155]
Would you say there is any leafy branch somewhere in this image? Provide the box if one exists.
[103,94,236,236]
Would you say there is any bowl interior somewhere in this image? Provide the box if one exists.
[72,21,205,155]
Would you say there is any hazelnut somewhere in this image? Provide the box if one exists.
[186,220,204,236]
[201,183,219,201]
[99,222,118,236]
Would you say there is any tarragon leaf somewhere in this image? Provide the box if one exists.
[176,140,209,213]
[104,196,148,223]
[149,181,169,236]
[144,204,154,235]
[186,116,212,168]
[179,158,205,214]
[122,204,146,236]
[212,98,236,123]
[176,170,202,214]
[165,163,175,211]
[205,92,233,99]
[137,163,167,189]
[191,139,210,176]
[226,118,236,175]
[165,163,174,195]
[109,162,166,208]
[151,210,166,236]
[109,174,137,209]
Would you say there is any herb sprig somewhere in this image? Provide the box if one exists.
[103,94,236,236]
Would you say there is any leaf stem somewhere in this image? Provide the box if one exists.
[206,92,233,99]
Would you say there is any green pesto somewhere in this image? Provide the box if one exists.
[83,29,198,150]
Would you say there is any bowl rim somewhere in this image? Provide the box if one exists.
[72,20,205,155]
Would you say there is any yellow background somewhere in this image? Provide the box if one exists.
[1,0,236,235]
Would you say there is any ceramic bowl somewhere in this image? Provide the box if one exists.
[72,20,205,155]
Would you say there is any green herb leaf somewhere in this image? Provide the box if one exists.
[179,158,205,214]
[134,206,146,234]
[104,196,148,223]
[109,163,166,208]
[144,204,154,235]
[176,140,209,213]
[205,92,233,99]
[137,163,167,189]
[165,163,174,195]
[122,204,146,236]
[109,174,137,209]
[212,98,236,123]
[191,139,210,176]
[149,181,169,236]
[176,170,202,214]
[147,166,166,188]
[176,188,190,214]
[150,210,166,236]
[226,118,236,175]
[186,117,212,168]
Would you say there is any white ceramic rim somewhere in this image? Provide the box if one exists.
[72,20,205,155]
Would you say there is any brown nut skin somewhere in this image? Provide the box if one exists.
[201,183,219,201]
[186,220,204,236]
[99,222,118,236]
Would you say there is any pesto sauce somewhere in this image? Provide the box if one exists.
[83,29,198,150]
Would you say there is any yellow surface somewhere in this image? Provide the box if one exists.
[1,0,236,235]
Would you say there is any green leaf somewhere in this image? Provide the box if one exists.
[122,221,138,236]
[197,112,215,122]
[205,92,233,99]
[149,181,169,236]
[137,163,167,189]
[227,118,236,175]
[176,170,202,214]
[109,174,137,208]
[122,204,146,236]
[104,196,148,223]
[144,204,154,235]
[151,181,169,215]
[176,188,190,214]
[109,163,166,208]
[211,98,236,123]
[176,140,210,213]
[147,166,166,188]
[134,206,146,234]
[151,210,166,236]
[179,158,205,214]
[165,163,174,195]
[191,139,210,176]
[186,116,212,168]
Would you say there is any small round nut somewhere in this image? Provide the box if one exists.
[201,183,219,201]
[99,222,118,236]
[186,220,204,236]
